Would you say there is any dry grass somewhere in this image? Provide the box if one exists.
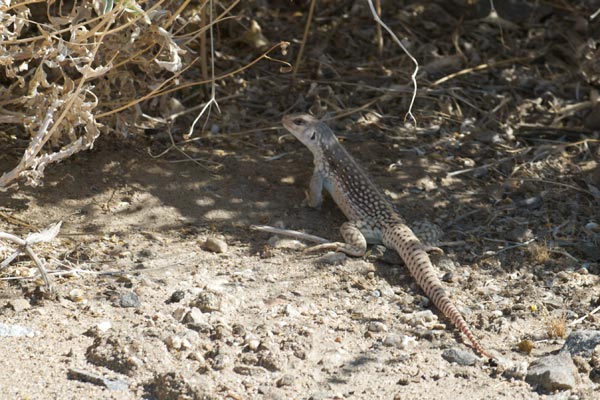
[0,0,280,189]
[0,0,199,188]
[528,243,551,264]
[546,314,568,339]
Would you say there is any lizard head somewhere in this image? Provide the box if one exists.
[282,113,335,154]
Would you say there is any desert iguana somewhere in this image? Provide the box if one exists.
[282,113,490,358]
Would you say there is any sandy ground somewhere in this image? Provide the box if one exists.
[1,135,598,399]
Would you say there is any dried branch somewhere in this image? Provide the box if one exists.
[0,221,63,289]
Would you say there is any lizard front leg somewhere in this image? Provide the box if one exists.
[304,169,325,208]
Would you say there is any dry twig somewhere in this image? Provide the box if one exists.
[0,221,63,289]
[250,225,330,244]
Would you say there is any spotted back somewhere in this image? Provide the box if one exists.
[282,113,404,228]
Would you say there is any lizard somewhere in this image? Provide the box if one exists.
[282,113,491,358]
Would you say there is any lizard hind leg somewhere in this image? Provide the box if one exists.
[411,220,444,255]
[303,221,367,257]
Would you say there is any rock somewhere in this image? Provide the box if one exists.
[561,330,600,358]
[442,348,480,366]
[0,323,34,337]
[258,350,286,372]
[319,349,351,370]
[96,321,112,333]
[502,360,529,381]
[507,226,534,242]
[204,237,228,253]
[165,335,183,350]
[401,310,438,328]
[309,391,331,400]
[374,245,403,265]
[67,368,128,391]
[86,335,142,376]
[7,298,31,312]
[571,355,591,373]
[150,372,215,400]
[191,291,222,313]
[315,252,346,265]
[172,306,190,322]
[233,365,265,376]
[276,374,294,387]
[183,307,205,325]
[166,290,185,304]
[515,196,543,209]
[577,243,600,260]
[69,288,85,303]
[416,176,438,192]
[232,323,246,337]
[207,346,233,371]
[367,321,388,333]
[119,291,141,308]
[284,304,300,318]
[383,333,416,349]
[526,352,578,391]
[267,236,305,250]
[213,322,232,340]
[245,333,261,351]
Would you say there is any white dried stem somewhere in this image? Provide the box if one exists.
[366,0,419,125]
[0,221,63,289]
[250,225,330,244]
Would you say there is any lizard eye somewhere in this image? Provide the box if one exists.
[293,118,305,126]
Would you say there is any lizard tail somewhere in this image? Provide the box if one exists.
[383,223,491,358]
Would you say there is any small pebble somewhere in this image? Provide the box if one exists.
[69,289,85,303]
[181,338,192,350]
[96,321,112,333]
[383,333,416,349]
[442,348,479,366]
[7,298,31,312]
[367,321,388,333]
[503,361,529,381]
[402,310,437,328]
[191,291,222,313]
[0,323,34,337]
[585,222,599,232]
[284,304,300,318]
[575,267,588,275]
[67,368,128,391]
[267,236,305,250]
[119,291,141,308]
[245,333,260,351]
[315,252,346,265]
[441,272,455,283]
[165,335,183,350]
[167,290,185,303]
[204,237,228,253]
[183,307,205,325]
[172,307,190,322]
[276,374,294,387]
